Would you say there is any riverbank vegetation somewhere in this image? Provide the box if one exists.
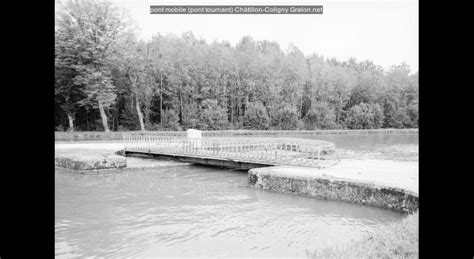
[56,0,418,132]
[308,211,419,258]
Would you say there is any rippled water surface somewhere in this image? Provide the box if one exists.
[55,133,418,258]
[302,133,418,161]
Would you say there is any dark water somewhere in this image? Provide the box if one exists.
[55,133,418,258]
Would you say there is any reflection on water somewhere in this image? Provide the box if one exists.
[55,133,418,258]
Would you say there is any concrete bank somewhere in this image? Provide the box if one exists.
[55,142,189,172]
[55,154,126,170]
[248,160,418,213]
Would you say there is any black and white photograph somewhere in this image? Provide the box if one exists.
[54,0,419,257]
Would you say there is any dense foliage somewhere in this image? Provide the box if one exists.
[55,0,419,132]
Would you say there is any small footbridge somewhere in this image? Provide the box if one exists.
[123,133,340,170]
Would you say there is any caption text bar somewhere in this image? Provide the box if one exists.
[150,5,323,14]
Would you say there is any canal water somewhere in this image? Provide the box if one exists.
[302,133,418,162]
[55,133,418,258]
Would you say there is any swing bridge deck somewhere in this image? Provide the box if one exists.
[123,135,340,170]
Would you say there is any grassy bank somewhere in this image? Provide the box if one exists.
[308,211,418,258]
[55,128,418,142]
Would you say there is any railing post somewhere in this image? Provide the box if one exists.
[250,143,253,160]
[136,135,138,151]
[124,134,127,151]
[275,144,278,161]
[139,135,141,151]
[304,146,309,165]
[147,136,150,152]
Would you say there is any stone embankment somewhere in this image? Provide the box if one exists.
[55,154,127,171]
[55,142,188,172]
[248,163,418,213]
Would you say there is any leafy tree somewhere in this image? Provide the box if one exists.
[55,0,131,131]
[161,109,181,130]
[345,102,384,129]
[116,38,156,131]
[196,99,229,130]
[55,58,83,131]
[180,103,200,129]
[243,101,270,130]
[303,102,337,129]
[381,63,414,128]
[407,101,419,127]
[280,44,308,119]
[272,104,299,130]
[118,99,140,130]
[54,4,419,132]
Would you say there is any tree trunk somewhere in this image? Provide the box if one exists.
[135,94,145,131]
[98,100,110,132]
[129,74,144,131]
[67,113,75,132]
[299,95,303,120]
[86,111,90,131]
[231,95,234,128]
[179,88,183,124]
[245,93,249,115]
[160,74,163,128]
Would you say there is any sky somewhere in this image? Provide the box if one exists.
[68,0,419,72]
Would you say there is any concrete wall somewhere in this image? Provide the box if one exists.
[55,155,127,171]
[248,169,418,213]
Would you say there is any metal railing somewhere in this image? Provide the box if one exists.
[123,135,340,168]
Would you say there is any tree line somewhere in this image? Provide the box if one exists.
[55,0,418,132]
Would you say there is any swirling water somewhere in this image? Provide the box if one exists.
[55,133,418,258]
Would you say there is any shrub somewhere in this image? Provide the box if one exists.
[181,104,200,130]
[309,211,418,258]
[196,99,229,130]
[407,102,419,127]
[271,104,299,130]
[118,106,140,130]
[56,124,65,131]
[345,102,384,129]
[116,125,130,131]
[243,101,270,130]
[303,101,337,129]
[162,109,181,130]
[382,99,412,129]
